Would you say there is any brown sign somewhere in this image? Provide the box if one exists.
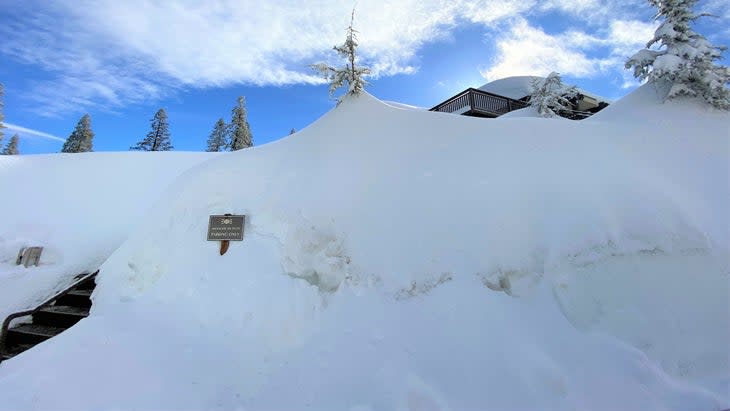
[207,215,245,241]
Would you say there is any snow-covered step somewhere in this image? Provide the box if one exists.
[38,305,89,317]
[6,324,66,345]
[0,271,97,363]
[66,289,92,298]
[0,343,34,361]
[33,305,90,328]
[55,289,93,308]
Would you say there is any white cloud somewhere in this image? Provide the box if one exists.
[0,0,670,115]
[701,0,730,37]
[481,18,600,81]
[3,0,474,115]
[480,17,656,82]
[704,0,730,20]
[461,0,534,25]
[608,19,657,55]
[541,0,600,12]
[4,123,65,142]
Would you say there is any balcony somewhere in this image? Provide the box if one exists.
[430,88,529,118]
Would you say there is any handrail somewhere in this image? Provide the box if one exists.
[431,88,528,117]
[0,270,99,358]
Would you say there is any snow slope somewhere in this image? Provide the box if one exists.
[496,104,544,118]
[0,88,728,410]
[0,152,217,319]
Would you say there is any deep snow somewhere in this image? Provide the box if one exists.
[0,152,218,319]
[0,84,727,411]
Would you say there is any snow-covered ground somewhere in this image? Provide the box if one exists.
[0,83,727,410]
[0,152,218,319]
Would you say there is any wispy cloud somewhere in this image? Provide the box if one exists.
[480,17,656,82]
[4,123,65,142]
[3,0,714,116]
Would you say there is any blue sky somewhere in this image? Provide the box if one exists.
[1,0,728,155]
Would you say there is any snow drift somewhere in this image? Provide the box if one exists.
[0,152,217,319]
[0,86,727,411]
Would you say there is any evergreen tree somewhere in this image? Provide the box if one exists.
[289,128,296,135]
[206,118,228,152]
[528,72,578,118]
[1,134,19,155]
[130,108,173,151]
[0,83,6,145]
[61,114,95,153]
[625,0,730,109]
[228,97,253,150]
[311,9,371,102]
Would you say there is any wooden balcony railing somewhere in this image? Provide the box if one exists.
[430,88,528,118]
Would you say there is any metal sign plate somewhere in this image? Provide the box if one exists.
[207,215,245,241]
[16,246,43,267]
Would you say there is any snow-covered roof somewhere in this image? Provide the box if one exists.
[477,76,540,99]
[478,76,612,103]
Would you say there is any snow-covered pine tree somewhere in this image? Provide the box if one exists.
[130,108,173,151]
[61,114,95,153]
[1,134,19,155]
[625,0,730,109]
[311,9,371,102]
[228,97,253,151]
[0,83,6,145]
[206,118,228,152]
[528,72,578,118]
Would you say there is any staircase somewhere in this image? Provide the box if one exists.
[0,271,97,363]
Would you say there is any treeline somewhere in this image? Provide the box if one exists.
[127,96,255,152]
[205,96,253,152]
[0,89,257,154]
[62,96,254,153]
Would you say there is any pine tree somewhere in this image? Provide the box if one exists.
[61,114,95,153]
[206,118,228,152]
[289,128,296,135]
[130,108,173,151]
[0,83,6,145]
[625,0,730,109]
[228,97,253,151]
[528,72,578,118]
[1,134,19,155]
[311,9,371,102]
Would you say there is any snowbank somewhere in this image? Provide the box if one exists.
[0,89,727,410]
[383,100,426,110]
[0,152,217,318]
[495,105,545,118]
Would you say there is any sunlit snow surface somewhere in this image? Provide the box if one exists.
[0,83,728,410]
[0,152,218,320]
